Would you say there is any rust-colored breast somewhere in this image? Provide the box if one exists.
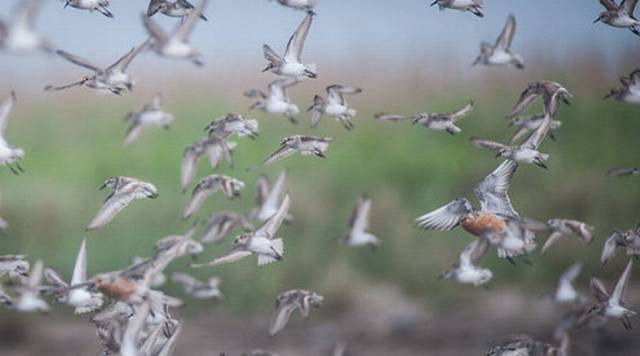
[96,277,137,300]
[460,213,507,236]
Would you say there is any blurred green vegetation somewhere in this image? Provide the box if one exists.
[1,75,639,316]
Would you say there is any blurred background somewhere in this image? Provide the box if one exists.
[1,0,640,355]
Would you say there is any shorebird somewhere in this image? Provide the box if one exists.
[601,226,640,264]
[250,171,289,222]
[245,78,301,124]
[552,262,584,304]
[374,113,407,122]
[540,219,594,254]
[147,0,208,21]
[192,194,290,268]
[0,255,29,278]
[0,91,25,175]
[262,13,317,79]
[62,0,114,18]
[473,14,524,69]
[608,167,640,176]
[508,113,562,144]
[338,195,381,250]
[0,0,52,53]
[594,0,640,37]
[44,239,104,314]
[270,0,317,13]
[4,260,49,312]
[124,93,174,145]
[430,0,483,18]
[86,176,159,231]
[180,136,235,192]
[142,0,208,66]
[182,175,245,219]
[605,68,640,104]
[205,113,259,139]
[411,100,474,135]
[269,289,323,336]
[308,85,362,130]
[259,135,332,167]
[171,272,222,300]
[44,40,149,95]
[440,239,492,286]
[201,211,253,244]
[580,260,636,330]
[415,160,539,260]
[507,81,572,118]
[486,333,569,356]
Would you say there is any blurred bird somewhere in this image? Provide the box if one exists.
[486,333,570,356]
[245,78,301,124]
[608,167,640,176]
[594,0,640,37]
[601,226,640,264]
[0,0,52,52]
[269,289,323,336]
[552,262,584,304]
[250,171,290,222]
[270,0,317,14]
[201,211,253,245]
[580,260,636,330]
[430,0,483,18]
[3,260,49,312]
[62,0,114,18]
[181,136,235,192]
[182,175,245,219]
[440,239,493,286]
[338,195,381,250]
[192,194,290,268]
[123,93,174,146]
[473,14,524,69]
[259,135,332,167]
[243,350,279,356]
[507,81,572,118]
[541,219,594,254]
[604,68,640,104]
[508,113,562,144]
[147,0,208,21]
[411,100,474,135]
[142,0,208,66]
[0,255,29,278]
[309,85,362,130]
[44,40,149,95]
[86,176,159,231]
[262,13,317,78]
[205,113,259,139]
[129,256,166,288]
[171,272,222,300]
[44,239,104,314]
[374,113,407,122]
[0,91,25,175]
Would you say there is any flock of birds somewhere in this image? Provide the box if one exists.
[0,0,639,355]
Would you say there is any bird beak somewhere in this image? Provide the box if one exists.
[99,183,107,190]
[261,65,272,73]
[593,17,601,23]
[430,0,439,7]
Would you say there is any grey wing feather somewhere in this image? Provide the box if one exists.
[142,14,168,43]
[261,144,294,166]
[522,113,551,150]
[508,90,540,118]
[0,91,16,136]
[87,192,137,230]
[591,277,611,302]
[496,14,516,50]
[284,13,313,62]
[474,160,519,218]
[415,199,471,231]
[191,245,252,268]
[257,194,290,238]
[611,260,633,304]
[44,267,68,289]
[175,0,207,41]
[449,101,474,122]
[56,50,102,72]
[470,137,508,152]
[269,301,299,336]
[600,0,619,10]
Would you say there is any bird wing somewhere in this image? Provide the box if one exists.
[621,0,638,14]
[144,93,163,111]
[86,191,138,230]
[255,176,270,207]
[44,267,68,289]
[415,198,472,231]
[470,137,509,152]
[269,78,298,101]
[263,44,283,65]
[541,231,563,254]
[374,113,407,122]
[460,239,489,267]
[180,146,201,192]
[560,262,582,285]
[349,195,371,233]
[264,171,287,213]
[142,14,168,43]
[600,0,619,11]
[261,143,295,166]
[175,0,208,42]
[0,91,16,137]
[171,272,203,290]
[56,50,102,72]
[495,14,516,49]
[108,38,151,72]
[284,13,314,63]
[507,87,540,118]
[610,260,633,304]
[521,113,552,150]
[327,85,362,106]
[474,160,519,218]
[191,245,252,268]
[601,231,622,264]
[257,194,291,238]
[590,277,611,302]
[269,298,299,336]
[28,260,43,288]
[182,178,220,219]
[607,167,638,177]
[449,100,474,122]
[15,0,41,28]
[70,239,88,285]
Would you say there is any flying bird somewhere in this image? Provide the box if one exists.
[250,171,290,222]
[2,260,49,312]
[608,167,640,176]
[0,92,24,175]
[205,113,259,139]
[270,0,317,13]
[473,14,524,69]
[552,262,584,304]
[411,100,474,135]
[245,78,301,124]
[308,85,362,130]
[508,113,562,144]
[182,175,245,219]
[180,136,235,192]
[269,289,323,336]
[124,93,174,145]
[171,272,222,300]
[259,135,332,167]
[0,0,53,53]
[338,195,381,250]
[601,226,640,265]
[604,68,640,105]
[507,81,572,118]
[62,0,114,18]
[147,0,208,21]
[540,219,594,254]
[201,211,253,245]
[0,255,29,278]
[430,0,483,18]
[594,0,640,37]
[439,239,493,287]
[262,13,317,79]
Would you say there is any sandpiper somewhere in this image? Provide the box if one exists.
[171,272,222,300]
[147,0,208,21]
[553,262,584,305]
[430,0,483,18]
[182,175,245,219]
[601,226,640,264]
[0,0,52,53]
[192,194,290,268]
[259,135,333,167]
[440,239,493,287]
[271,0,317,13]
[473,14,524,69]
[44,39,149,95]
[181,136,235,192]
[608,167,640,176]
[308,85,362,130]
[86,176,159,231]
[43,239,104,314]
[62,0,114,18]
[605,68,640,104]
[124,93,174,146]
[0,91,25,175]
[205,113,259,139]
[540,219,594,254]
[411,100,474,135]
[415,160,539,260]
[262,13,317,79]
[142,0,208,66]
[507,81,572,118]
[508,113,562,144]
[0,255,29,278]
[595,0,640,36]
[245,78,301,124]
[201,211,253,244]
[338,195,381,250]
[580,260,636,330]
[486,333,569,356]
[250,171,290,222]
[269,289,323,336]
[4,260,49,312]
